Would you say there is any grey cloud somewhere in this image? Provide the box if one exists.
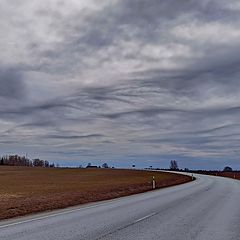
[101,107,187,119]
[0,67,26,100]
[1,0,240,169]
[47,134,104,140]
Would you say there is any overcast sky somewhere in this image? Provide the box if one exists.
[1,0,240,169]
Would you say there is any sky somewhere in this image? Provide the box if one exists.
[1,0,240,169]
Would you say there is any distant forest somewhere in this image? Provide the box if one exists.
[0,155,55,167]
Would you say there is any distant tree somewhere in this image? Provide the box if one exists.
[33,159,44,167]
[102,163,109,168]
[132,164,136,168]
[87,163,92,167]
[44,161,49,168]
[223,166,233,172]
[49,163,55,168]
[0,154,46,167]
[170,160,179,170]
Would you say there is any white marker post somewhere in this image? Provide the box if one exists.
[152,176,156,190]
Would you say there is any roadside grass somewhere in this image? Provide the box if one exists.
[0,166,192,220]
[204,171,240,180]
[219,172,240,180]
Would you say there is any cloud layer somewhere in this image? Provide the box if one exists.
[1,0,240,169]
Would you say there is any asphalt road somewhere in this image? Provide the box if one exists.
[0,173,240,240]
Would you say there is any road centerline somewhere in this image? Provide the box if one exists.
[134,212,157,223]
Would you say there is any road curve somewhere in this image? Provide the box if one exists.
[0,173,240,240]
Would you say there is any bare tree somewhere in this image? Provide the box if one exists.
[170,160,178,170]
[1,155,32,166]
[44,160,50,168]
[49,163,55,168]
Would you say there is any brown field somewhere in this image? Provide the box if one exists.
[0,166,192,220]
[218,172,240,180]
[196,171,240,180]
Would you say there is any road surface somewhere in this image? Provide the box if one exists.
[0,173,239,240]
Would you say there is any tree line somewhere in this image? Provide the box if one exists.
[0,155,55,167]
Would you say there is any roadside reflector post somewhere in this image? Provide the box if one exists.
[152,176,156,190]
[234,173,236,179]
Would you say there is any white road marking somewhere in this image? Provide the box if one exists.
[0,185,166,230]
[134,212,157,223]
[0,201,114,229]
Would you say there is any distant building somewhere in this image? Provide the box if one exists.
[86,165,98,169]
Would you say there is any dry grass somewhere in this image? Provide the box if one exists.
[202,171,240,180]
[0,166,192,220]
[219,172,240,180]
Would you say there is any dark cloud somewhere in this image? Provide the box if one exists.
[0,67,26,99]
